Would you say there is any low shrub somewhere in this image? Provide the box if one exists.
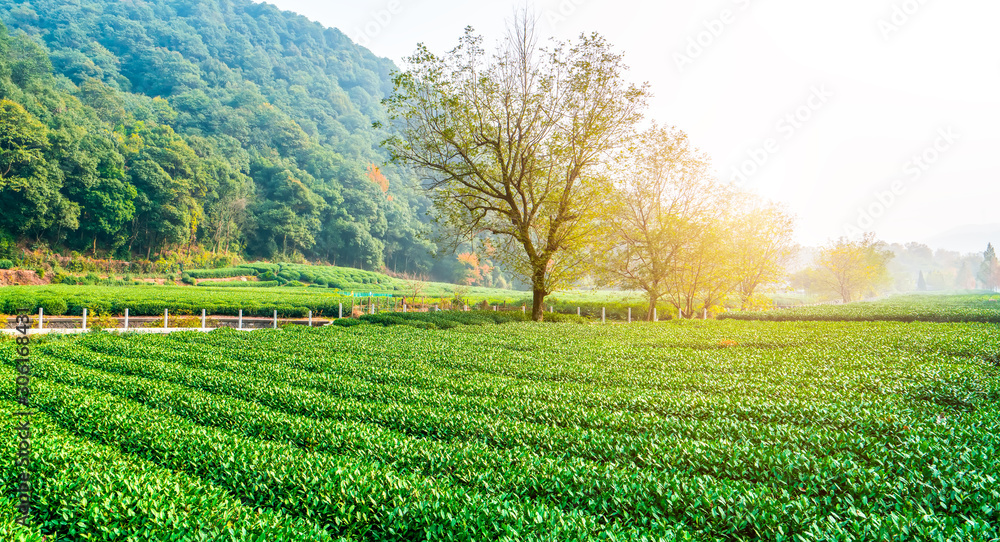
[330,318,363,327]
[88,312,119,329]
[39,297,68,316]
[543,313,589,324]
[186,267,256,279]
[195,281,280,288]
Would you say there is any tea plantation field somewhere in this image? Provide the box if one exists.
[720,293,1000,323]
[2,319,999,540]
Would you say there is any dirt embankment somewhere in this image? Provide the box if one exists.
[0,270,48,286]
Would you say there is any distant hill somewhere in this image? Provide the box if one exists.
[920,224,1000,254]
[0,0,438,275]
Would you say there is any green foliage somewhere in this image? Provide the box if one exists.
[0,258,12,269]
[1,320,998,539]
[0,284,351,317]
[195,280,279,288]
[0,0,437,274]
[185,267,253,279]
[357,310,530,330]
[2,292,34,313]
[0,396,330,539]
[542,312,589,324]
[38,296,67,315]
[329,318,363,327]
[0,231,15,259]
[720,293,1000,323]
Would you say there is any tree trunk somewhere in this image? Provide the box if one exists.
[531,287,546,322]
[646,292,658,321]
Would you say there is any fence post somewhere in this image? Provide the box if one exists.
[273,310,278,329]
[654,308,657,322]
[493,305,497,312]
[703,308,707,319]
[339,303,342,319]
[164,308,169,329]
[238,309,243,329]
[201,309,206,330]
[678,308,682,319]
[38,307,43,330]
[522,305,525,314]
[82,308,87,331]
[602,307,605,323]
[628,307,631,323]
[308,310,312,327]
[125,308,129,330]
[577,307,580,316]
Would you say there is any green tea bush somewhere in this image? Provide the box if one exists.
[185,267,254,279]
[543,312,589,324]
[3,294,35,313]
[39,297,68,316]
[238,263,280,274]
[2,320,996,539]
[330,318,363,327]
[719,294,1000,323]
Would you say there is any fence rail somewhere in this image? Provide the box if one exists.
[0,308,332,334]
[1,300,730,334]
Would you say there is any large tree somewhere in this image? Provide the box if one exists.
[384,13,648,320]
[728,194,797,310]
[818,233,893,302]
[596,125,715,319]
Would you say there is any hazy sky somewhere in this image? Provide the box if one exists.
[262,0,1000,249]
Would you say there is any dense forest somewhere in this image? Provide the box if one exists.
[0,0,456,277]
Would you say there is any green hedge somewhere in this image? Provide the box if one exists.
[196,281,280,288]
[0,285,353,318]
[185,267,256,279]
[717,294,1000,323]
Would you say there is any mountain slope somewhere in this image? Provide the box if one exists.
[0,0,435,272]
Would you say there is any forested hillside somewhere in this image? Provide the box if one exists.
[0,0,438,274]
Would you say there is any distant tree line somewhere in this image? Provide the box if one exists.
[790,240,1000,301]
